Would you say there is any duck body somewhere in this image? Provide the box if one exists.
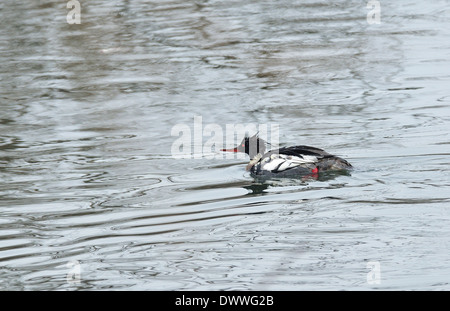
[222,135,352,177]
[248,145,352,177]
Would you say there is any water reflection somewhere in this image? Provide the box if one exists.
[243,183,270,195]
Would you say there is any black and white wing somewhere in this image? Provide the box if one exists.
[257,146,325,173]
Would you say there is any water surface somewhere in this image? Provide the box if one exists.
[0,0,449,290]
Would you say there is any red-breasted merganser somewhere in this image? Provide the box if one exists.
[221,134,352,177]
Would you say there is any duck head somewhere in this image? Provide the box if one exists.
[221,134,267,159]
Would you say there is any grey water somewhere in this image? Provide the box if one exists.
[0,0,449,290]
